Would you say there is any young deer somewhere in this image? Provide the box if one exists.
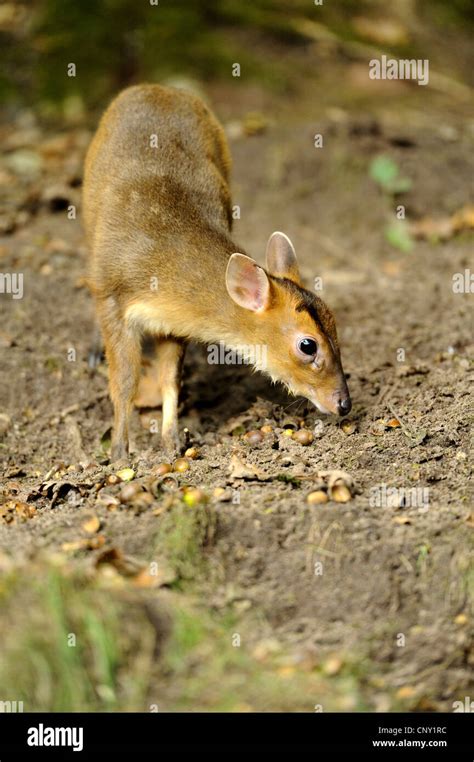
[83,84,351,461]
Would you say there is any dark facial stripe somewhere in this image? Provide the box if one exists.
[270,275,323,329]
[295,300,323,331]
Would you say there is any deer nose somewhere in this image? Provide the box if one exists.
[337,397,352,416]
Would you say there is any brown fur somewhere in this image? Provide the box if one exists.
[83,84,350,460]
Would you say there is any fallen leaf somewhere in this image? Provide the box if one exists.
[410,205,474,243]
[410,215,453,242]
[220,411,254,435]
[228,453,268,481]
[371,419,387,436]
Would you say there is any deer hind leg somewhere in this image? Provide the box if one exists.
[97,297,141,462]
[134,335,163,409]
[88,320,104,369]
[154,337,186,456]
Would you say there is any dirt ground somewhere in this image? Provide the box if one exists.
[0,70,472,711]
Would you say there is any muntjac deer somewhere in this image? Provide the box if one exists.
[83,84,351,461]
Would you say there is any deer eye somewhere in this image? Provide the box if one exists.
[298,338,318,357]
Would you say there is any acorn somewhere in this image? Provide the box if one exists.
[243,430,263,445]
[307,490,328,505]
[119,482,143,503]
[293,429,313,446]
[183,487,208,507]
[331,484,352,503]
[184,447,200,459]
[116,467,135,482]
[174,458,190,473]
[132,491,154,510]
[153,463,173,476]
[260,425,273,434]
[341,420,357,435]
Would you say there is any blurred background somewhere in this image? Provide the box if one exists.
[0,0,473,121]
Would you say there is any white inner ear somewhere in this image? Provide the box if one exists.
[266,231,299,279]
[226,253,270,312]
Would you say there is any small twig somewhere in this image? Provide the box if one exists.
[388,402,427,445]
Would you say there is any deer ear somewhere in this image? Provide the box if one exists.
[266,231,301,283]
[226,253,270,312]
